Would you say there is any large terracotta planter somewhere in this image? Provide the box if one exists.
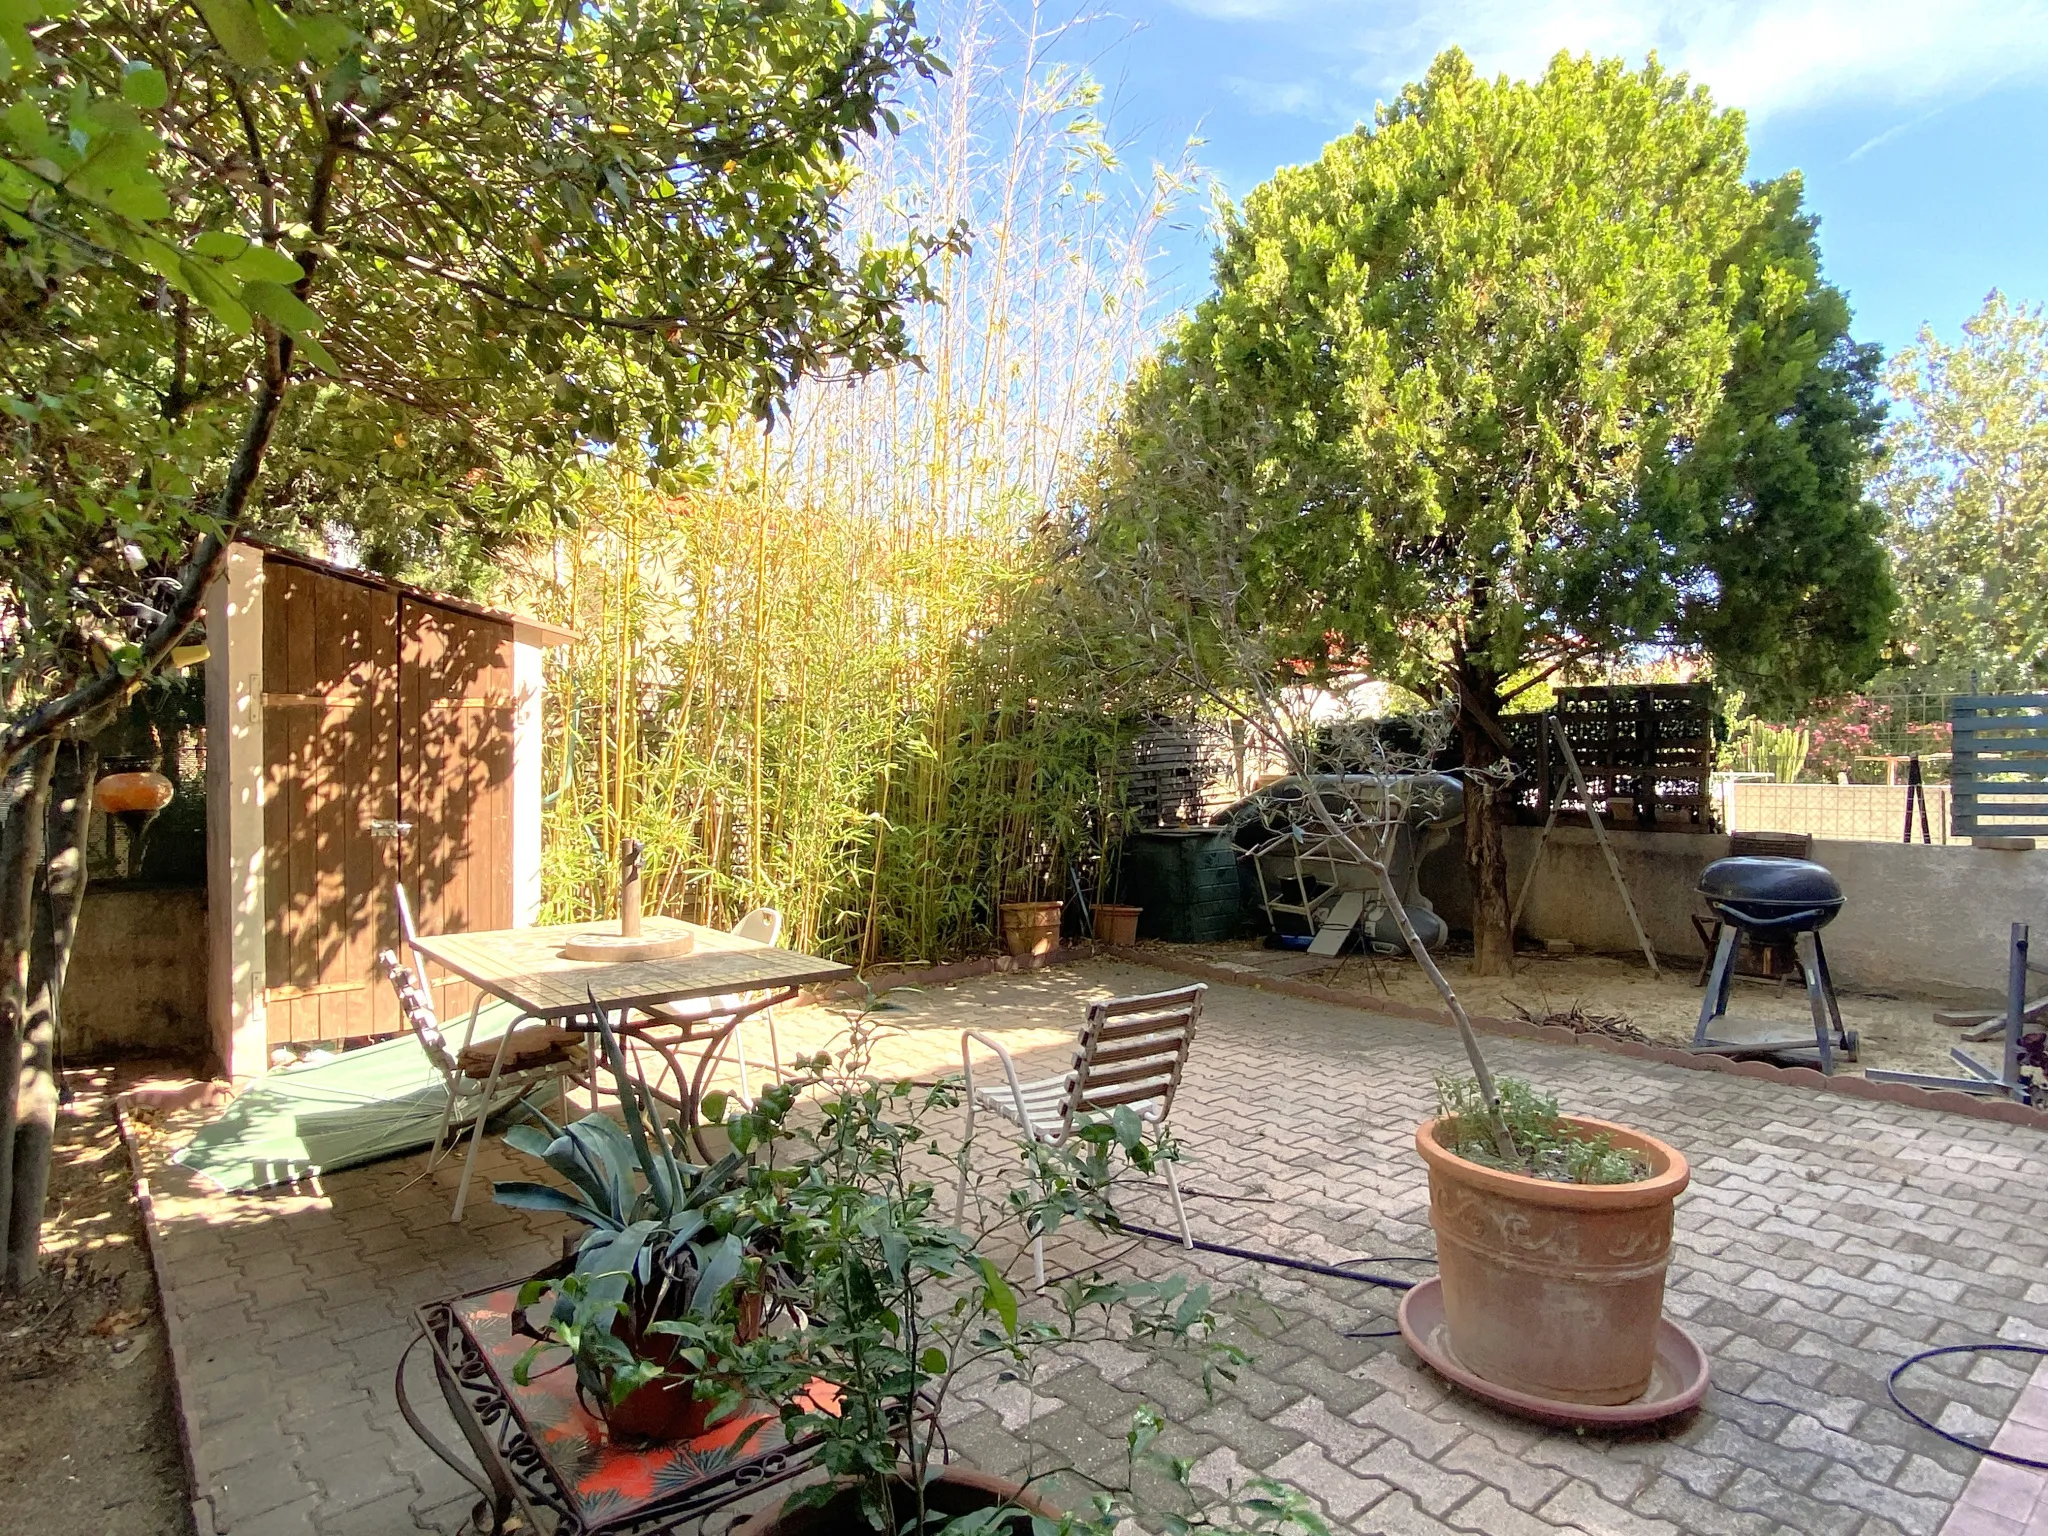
[730,1466,1057,1536]
[998,901,1063,957]
[1417,1115,1688,1406]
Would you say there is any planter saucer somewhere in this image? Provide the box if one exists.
[1397,1278,1709,1428]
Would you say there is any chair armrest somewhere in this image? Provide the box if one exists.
[960,1029,1041,1138]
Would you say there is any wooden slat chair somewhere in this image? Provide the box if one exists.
[378,948,587,1221]
[957,984,1205,1286]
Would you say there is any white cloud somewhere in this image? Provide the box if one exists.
[1167,0,2048,120]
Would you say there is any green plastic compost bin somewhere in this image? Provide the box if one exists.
[1119,828,1244,943]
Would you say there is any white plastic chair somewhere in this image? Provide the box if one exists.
[957,983,1205,1285]
[638,907,786,1107]
[378,948,586,1222]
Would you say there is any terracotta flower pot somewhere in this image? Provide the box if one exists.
[1416,1115,1688,1406]
[1092,903,1142,945]
[998,901,1063,958]
[729,1466,1058,1536]
[600,1288,766,1443]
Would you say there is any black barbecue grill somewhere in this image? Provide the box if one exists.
[1692,855,1856,1070]
[1696,857,1845,935]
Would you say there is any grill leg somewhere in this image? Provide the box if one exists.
[1796,931,1835,1074]
[1695,926,1739,1045]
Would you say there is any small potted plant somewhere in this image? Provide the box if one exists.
[1417,1076,1689,1406]
[493,1018,773,1440]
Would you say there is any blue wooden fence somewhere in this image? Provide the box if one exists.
[1951,694,2048,837]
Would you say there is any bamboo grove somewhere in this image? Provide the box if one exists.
[508,3,1192,963]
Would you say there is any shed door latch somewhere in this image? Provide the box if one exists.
[368,819,413,840]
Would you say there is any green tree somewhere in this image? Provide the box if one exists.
[0,0,950,1288]
[1880,292,2048,691]
[1077,49,1890,973]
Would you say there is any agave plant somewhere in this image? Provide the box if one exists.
[493,1001,771,1420]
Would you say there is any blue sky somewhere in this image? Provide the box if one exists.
[1028,0,2048,359]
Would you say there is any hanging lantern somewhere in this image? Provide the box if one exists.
[93,770,175,816]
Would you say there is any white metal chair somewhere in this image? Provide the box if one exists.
[379,948,587,1222]
[957,983,1205,1285]
[637,907,786,1108]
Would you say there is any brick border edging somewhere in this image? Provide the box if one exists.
[820,940,1102,1000]
[113,1091,223,1536]
[1105,945,2048,1133]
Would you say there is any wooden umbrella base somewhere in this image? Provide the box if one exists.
[559,930,696,963]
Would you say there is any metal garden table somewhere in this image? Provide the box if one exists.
[408,916,851,1216]
[398,1282,832,1536]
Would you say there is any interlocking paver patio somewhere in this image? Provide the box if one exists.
[131,957,2048,1535]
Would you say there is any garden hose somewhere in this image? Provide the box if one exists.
[1886,1342,2048,1471]
[1108,1218,1427,1292]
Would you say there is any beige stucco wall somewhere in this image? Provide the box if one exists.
[1420,825,2047,1003]
[62,887,210,1062]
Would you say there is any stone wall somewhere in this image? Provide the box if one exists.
[1419,824,2046,1003]
[63,887,209,1062]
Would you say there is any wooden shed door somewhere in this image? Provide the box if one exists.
[261,562,402,1043]
[261,564,515,1043]
[399,596,515,1025]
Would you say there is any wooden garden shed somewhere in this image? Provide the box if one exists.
[202,542,570,1081]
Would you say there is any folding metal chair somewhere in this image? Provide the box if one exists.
[378,949,586,1221]
[636,907,787,1109]
[957,983,1205,1285]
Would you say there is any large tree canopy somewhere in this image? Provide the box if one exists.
[1078,48,1890,970]
[0,0,949,1290]
[1879,292,2048,692]
[2,0,951,761]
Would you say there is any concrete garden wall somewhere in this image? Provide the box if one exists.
[1418,825,2047,1003]
[63,887,209,1062]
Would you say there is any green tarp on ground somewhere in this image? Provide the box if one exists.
[172,1002,535,1193]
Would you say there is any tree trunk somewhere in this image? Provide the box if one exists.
[6,741,96,1288]
[1456,663,1516,977]
[0,740,56,1288]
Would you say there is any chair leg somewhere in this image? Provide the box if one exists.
[734,1024,753,1109]
[1163,1157,1194,1249]
[765,1005,782,1083]
[452,1035,517,1223]
[1032,1232,1045,1291]
[955,1078,977,1227]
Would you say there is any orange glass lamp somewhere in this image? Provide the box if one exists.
[93,770,175,816]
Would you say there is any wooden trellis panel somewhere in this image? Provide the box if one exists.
[1505,685,1716,831]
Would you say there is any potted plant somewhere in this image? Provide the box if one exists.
[997,894,1064,957]
[492,1015,773,1440]
[691,1017,1324,1536]
[1417,1076,1689,1406]
[1090,903,1142,945]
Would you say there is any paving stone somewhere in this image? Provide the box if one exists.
[1438,1427,1571,1511]
[1810,1462,1955,1535]
[1262,1444,1386,1521]
[1350,1436,1482,1517]
[1273,1396,1383,1464]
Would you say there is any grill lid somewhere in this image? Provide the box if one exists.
[1696,856,1844,932]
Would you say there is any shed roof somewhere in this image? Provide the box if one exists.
[240,539,575,647]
